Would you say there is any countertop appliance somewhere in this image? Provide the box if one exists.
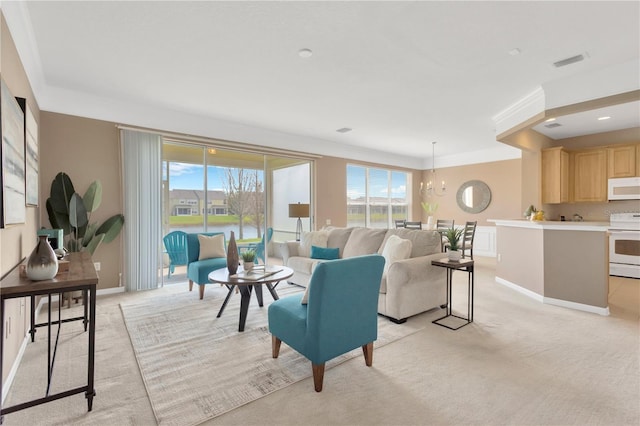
[609,212,640,279]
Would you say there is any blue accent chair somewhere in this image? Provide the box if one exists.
[163,231,188,278]
[238,227,273,264]
[268,254,385,392]
[186,232,227,300]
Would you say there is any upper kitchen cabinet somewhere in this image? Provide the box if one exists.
[607,144,637,178]
[541,147,569,204]
[573,148,607,202]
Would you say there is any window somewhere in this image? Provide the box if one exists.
[347,165,409,229]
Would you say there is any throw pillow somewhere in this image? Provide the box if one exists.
[381,235,412,275]
[198,234,226,260]
[299,231,329,258]
[310,245,340,260]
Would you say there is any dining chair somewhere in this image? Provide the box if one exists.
[461,221,477,259]
[436,219,455,251]
[404,221,422,230]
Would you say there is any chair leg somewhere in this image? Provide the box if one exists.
[199,284,205,300]
[272,336,281,358]
[312,363,325,392]
[189,280,194,292]
[362,342,374,366]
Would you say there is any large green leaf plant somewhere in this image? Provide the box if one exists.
[46,172,124,255]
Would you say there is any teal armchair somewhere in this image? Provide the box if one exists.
[238,227,273,264]
[186,232,227,299]
[268,254,385,392]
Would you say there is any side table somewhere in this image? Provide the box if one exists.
[431,258,474,330]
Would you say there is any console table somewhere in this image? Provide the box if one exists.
[431,258,474,330]
[0,252,98,423]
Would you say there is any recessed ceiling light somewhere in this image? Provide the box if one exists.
[336,127,352,133]
[598,116,611,121]
[298,48,313,58]
[508,48,521,56]
[545,118,556,122]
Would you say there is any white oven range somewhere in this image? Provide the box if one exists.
[609,212,640,279]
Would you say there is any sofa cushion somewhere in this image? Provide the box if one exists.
[299,231,329,258]
[380,229,441,258]
[326,227,353,258]
[311,245,340,260]
[381,235,412,275]
[342,227,387,258]
[198,234,226,260]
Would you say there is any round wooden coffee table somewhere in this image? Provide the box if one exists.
[208,266,293,332]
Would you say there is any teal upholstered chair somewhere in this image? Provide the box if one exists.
[246,227,273,264]
[268,254,385,392]
[163,231,188,278]
[186,232,227,299]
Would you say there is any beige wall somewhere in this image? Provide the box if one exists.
[1,13,41,384]
[0,14,41,275]
[420,159,522,226]
[39,112,123,289]
[495,226,545,295]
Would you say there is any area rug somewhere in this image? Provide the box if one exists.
[120,282,425,426]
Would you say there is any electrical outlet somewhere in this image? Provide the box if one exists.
[326,219,331,225]
[94,262,101,271]
[497,254,502,262]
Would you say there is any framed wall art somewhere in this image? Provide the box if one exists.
[1,78,26,227]
[16,97,39,206]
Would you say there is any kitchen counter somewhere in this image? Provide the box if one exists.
[490,219,609,315]
[490,219,609,232]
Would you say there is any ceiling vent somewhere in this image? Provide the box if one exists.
[336,127,352,133]
[553,54,585,68]
[544,122,562,128]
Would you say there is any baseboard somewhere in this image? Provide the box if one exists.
[543,297,610,316]
[496,276,610,316]
[1,333,29,404]
[495,276,544,302]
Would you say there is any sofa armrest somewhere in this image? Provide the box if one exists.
[281,241,301,265]
[386,253,447,289]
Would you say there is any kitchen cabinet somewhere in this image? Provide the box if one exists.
[607,144,636,178]
[573,148,607,202]
[541,147,569,204]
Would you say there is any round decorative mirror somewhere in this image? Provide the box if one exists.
[456,180,491,213]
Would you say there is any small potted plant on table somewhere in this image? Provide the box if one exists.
[444,227,464,262]
[241,250,257,271]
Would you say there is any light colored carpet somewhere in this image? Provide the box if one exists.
[120,283,425,426]
[3,257,638,425]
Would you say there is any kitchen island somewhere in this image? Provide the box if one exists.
[489,219,610,315]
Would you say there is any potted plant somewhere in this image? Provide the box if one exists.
[443,226,464,261]
[46,172,124,255]
[241,250,257,271]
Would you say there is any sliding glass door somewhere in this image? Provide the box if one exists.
[161,142,312,280]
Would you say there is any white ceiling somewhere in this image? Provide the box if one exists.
[3,1,639,169]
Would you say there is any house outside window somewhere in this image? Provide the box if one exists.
[347,164,409,229]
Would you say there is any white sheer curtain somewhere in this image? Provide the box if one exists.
[121,129,162,291]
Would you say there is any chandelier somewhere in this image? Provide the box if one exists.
[420,141,446,197]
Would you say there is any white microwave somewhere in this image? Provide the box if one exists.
[608,177,640,200]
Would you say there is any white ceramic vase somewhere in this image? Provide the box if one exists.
[243,261,254,271]
[26,235,59,280]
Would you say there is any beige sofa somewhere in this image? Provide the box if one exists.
[281,227,447,323]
